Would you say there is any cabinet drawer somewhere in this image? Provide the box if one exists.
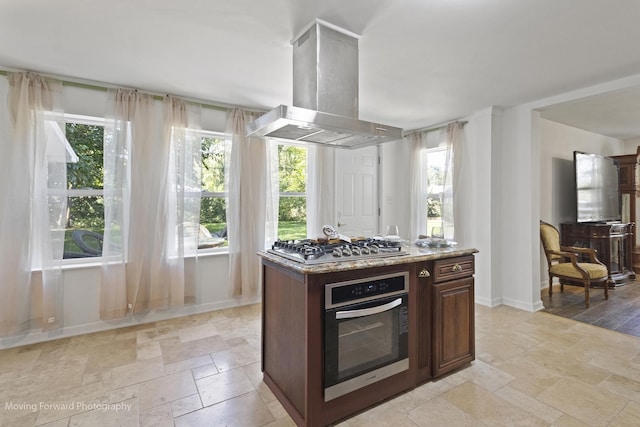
[433,256,474,283]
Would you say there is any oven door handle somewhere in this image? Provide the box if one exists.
[336,297,402,319]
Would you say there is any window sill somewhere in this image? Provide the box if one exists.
[56,247,230,271]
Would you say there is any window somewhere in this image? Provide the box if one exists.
[200,132,227,245]
[425,145,447,238]
[64,115,105,259]
[278,143,307,240]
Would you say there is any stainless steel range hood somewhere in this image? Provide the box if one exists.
[246,19,402,149]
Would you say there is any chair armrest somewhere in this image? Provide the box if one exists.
[546,249,592,279]
[560,246,605,265]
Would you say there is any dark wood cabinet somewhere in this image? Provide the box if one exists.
[414,255,475,383]
[560,222,634,285]
[431,256,475,377]
[612,149,640,274]
[261,250,476,427]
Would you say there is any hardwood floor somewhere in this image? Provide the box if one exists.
[542,280,640,338]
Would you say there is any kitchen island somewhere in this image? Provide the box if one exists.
[259,245,478,427]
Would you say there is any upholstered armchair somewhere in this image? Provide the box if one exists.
[540,221,609,308]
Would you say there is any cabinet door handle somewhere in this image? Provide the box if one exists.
[418,268,430,278]
[452,264,462,272]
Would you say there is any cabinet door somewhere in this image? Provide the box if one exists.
[432,277,475,377]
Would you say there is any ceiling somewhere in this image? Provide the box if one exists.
[2,0,640,134]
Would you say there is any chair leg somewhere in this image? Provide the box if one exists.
[549,274,553,296]
[604,279,610,300]
[585,280,590,308]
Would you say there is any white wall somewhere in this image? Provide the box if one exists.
[538,118,626,291]
[380,139,411,239]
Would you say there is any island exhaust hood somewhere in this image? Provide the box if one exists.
[246,19,402,149]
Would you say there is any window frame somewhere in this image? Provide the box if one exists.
[198,129,229,253]
[61,114,106,265]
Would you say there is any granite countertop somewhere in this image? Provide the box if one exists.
[258,245,478,274]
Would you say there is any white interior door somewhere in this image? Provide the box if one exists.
[335,146,379,238]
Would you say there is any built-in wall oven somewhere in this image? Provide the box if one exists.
[324,272,409,402]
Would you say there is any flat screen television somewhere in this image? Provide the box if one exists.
[574,151,621,223]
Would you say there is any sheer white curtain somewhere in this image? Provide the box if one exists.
[408,131,428,240]
[225,108,278,299]
[0,72,66,336]
[101,89,201,320]
[408,121,466,242]
[441,122,465,242]
[306,145,335,237]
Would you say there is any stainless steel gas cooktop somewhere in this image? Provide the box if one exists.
[267,238,408,264]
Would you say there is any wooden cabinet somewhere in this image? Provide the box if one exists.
[612,149,640,274]
[415,255,475,382]
[261,250,476,426]
[560,222,634,285]
[431,256,475,377]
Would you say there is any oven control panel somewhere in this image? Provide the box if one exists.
[326,272,408,307]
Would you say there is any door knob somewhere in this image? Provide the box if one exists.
[337,222,347,227]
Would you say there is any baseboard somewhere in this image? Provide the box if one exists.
[0,296,261,350]
[474,296,503,308]
[501,297,544,312]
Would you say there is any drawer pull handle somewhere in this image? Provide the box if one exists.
[452,264,462,272]
[418,268,430,278]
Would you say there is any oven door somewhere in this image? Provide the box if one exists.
[324,293,409,401]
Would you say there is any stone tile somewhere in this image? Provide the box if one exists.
[159,334,227,364]
[195,367,255,407]
[164,354,212,375]
[611,401,640,426]
[67,397,137,427]
[494,357,562,394]
[212,342,260,372]
[137,370,197,409]
[38,418,71,427]
[34,380,111,425]
[0,347,41,377]
[192,362,220,380]
[537,377,627,426]
[139,402,173,427]
[109,384,139,404]
[599,373,640,403]
[388,377,454,413]
[136,325,177,344]
[83,338,137,374]
[442,381,548,426]
[456,359,515,392]
[171,393,203,417]
[494,385,563,423]
[520,346,612,385]
[136,340,162,360]
[407,397,482,427]
[67,330,116,348]
[336,401,418,426]
[174,391,274,427]
[109,356,165,390]
[177,323,219,343]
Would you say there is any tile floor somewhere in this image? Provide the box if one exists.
[2,302,640,426]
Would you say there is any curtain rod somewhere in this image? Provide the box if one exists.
[0,68,266,114]
[402,119,468,138]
